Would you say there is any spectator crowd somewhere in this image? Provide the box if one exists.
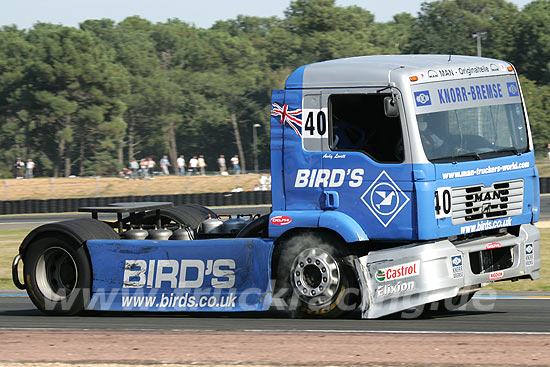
[13,154,271,193]
[119,154,243,179]
[13,154,247,180]
[13,158,35,179]
[13,154,251,179]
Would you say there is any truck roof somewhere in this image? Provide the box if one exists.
[285,54,514,89]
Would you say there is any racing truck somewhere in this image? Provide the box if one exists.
[13,55,541,318]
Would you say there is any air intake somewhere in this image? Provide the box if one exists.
[451,180,523,225]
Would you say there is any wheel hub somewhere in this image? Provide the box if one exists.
[291,248,340,306]
[35,247,78,302]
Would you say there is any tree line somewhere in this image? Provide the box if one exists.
[1,0,549,178]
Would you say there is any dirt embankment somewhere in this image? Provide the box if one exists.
[0,330,549,366]
[1,174,264,200]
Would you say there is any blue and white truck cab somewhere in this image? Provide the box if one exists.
[14,55,541,319]
[269,55,540,317]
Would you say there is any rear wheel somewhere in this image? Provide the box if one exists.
[23,235,91,315]
[274,232,359,318]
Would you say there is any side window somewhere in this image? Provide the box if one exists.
[330,94,404,163]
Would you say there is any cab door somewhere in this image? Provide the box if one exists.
[320,89,415,240]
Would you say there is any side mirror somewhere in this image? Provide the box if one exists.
[384,96,400,118]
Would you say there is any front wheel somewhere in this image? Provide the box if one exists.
[274,232,359,318]
[23,235,91,315]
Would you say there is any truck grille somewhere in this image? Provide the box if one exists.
[451,180,524,225]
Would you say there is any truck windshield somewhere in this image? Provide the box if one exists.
[411,74,529,163]
[418,103,528,162]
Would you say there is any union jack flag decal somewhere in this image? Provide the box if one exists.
[271,103,302,137]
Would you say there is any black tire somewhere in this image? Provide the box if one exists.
[273,232,359,318]
[23,234,91,315]
[20,218,120,256]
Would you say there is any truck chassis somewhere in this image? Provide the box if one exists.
[12,201,540,318]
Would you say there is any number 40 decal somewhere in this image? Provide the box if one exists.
[435,187,452,219]
[304,110,327,136]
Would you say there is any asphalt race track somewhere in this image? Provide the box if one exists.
[0,200,549,334]
[1,290,550,333]
[2,290,550,333]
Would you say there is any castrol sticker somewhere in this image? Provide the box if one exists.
[486,242,501,250]
[376,261,420,282]
[489,271,504,281]
[270,215,292,226]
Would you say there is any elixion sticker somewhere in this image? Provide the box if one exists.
[376,281,415,298]
[361,170,410,227]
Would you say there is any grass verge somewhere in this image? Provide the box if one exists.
[535,159,550,177]
[1,228,548,291]
[0,229,31,288]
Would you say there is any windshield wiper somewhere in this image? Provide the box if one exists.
[479,147,521,157]
[431,152,481,163]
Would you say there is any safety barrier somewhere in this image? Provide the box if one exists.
[0,191,272,215]
[2,177,550,215]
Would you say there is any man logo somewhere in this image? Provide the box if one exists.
[414,90,432,106]
[428,70,438,78]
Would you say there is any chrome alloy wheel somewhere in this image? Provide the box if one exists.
[35,247,78,301]
[291,248,340,306]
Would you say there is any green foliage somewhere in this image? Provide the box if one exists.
[406,0,521,58]
[0,0,549,177]
[371,13,415,54]
[513,0,550,83]
[520,77,550,156]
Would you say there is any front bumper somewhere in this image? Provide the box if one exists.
[355,224,541,319]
